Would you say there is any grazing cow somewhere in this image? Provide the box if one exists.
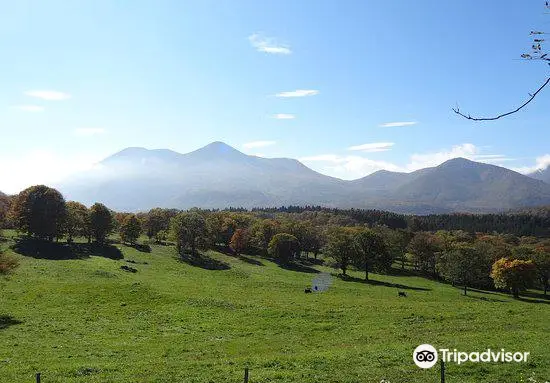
[398,291,407,297]
[304,287,313,293]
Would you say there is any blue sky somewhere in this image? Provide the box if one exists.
[1,0,549,193]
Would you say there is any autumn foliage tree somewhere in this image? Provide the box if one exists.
[0,250,18,275]
[229,228,248,255]
[490,258,536,298]
[64,201,89,243]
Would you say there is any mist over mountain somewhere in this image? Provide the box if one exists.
[57,142,550,214]
[529,166,550,184]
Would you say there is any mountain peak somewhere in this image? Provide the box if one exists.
[186,141,246,160]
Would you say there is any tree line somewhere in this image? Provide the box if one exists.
[1,185,549,298]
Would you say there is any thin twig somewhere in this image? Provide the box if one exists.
[453,77,550,121]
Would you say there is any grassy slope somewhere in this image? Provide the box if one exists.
[0,234,549,383]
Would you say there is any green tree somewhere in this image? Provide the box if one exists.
[120,214,142,245]
[373,226,412,270]
[249,219,279,255]
[64,201,88,243]
[155,229,168,244]
[491,258,536,298]
[268,233,300,264]
[324,227,356,276]
[89,203,114,244]
[407,232,442,277]
[436,244,492,295]
[10,185,67,241]
[531,245,550,296]
[170,212,208,256]
[353,229,389,280]
[144,208,170,242]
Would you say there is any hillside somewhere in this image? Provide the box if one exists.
[56,142,550,213]
[388,158,550,212]
[0,233,548,382]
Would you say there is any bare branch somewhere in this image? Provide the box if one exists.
[452,77,550,121]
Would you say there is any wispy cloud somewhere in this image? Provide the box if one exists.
[275,89,319,98]
[379,121,417,128]
[512,154,550,174]
[24,90,71,101]
[272,113,295,120]
[248,33,291,55]
[242,140,276,149]
[12,105,45,112]
[73,128,105,137]
[348,142,394,153]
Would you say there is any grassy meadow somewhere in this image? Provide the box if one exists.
[0,231,549,382]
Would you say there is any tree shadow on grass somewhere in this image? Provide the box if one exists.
[212,245,265,267]
[522,290,549,300]
[278,261,320,274]
[517,296,550,305]
[0,315,22,330]
[178,252,230,271]
[338,274,431,291]
[301,257,324,266]
[125,243,151,253]
[236,254,264,266]
[11,238,123,260]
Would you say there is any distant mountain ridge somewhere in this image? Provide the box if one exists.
[529,166,550,184]
[56,142,550,214]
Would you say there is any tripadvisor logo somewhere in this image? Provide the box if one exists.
[413,344,530,369]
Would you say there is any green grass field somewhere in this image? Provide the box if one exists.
[1,232,549,383]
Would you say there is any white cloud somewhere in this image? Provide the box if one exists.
[0,150,103,194]
[73,128,106,137]
[12,105,45,112]
[512,154,550,174]
[405,143,478,171]
[24,90,71,101]
[348,142,394,153]
[275,89,319,98]
[300,143,514,180]
[379,121,417,128]
[272,113,296,120]
[242,140,276,149]
[248,33,291,55]
[299,154,402,180]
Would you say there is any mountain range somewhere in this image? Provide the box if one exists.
[51,141,550,214]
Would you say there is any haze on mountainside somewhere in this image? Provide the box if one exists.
[1,2,549,215]
[54,142,550,214]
